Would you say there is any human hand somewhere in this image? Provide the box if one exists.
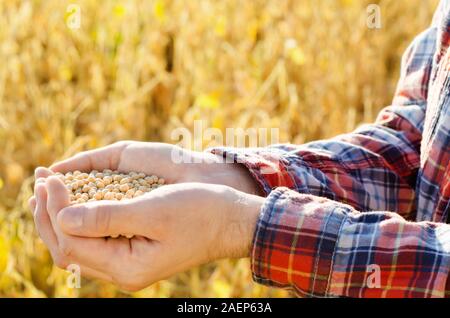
[48,141,264,196]
[30,173,264,291]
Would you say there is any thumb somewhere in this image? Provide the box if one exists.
[57,200,153,238]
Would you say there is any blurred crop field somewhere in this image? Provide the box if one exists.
[0,0,439,297]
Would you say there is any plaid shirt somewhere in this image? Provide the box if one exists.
[211,0,450,298]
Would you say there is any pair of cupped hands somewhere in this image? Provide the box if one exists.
[29,141,265,291]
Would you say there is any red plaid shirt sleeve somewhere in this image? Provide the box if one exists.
[210,1,450,298]
[251,188,450,298]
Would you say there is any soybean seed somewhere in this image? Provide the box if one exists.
[119,184,129,192]
[59,168,167,239]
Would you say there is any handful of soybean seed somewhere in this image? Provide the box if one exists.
[55,169,165,239]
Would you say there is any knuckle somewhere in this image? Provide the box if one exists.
[94,206,111,234]
[34,179,45,192]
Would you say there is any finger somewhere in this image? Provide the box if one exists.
[28,196,36,214]
[57,199,156,238]
[50,142,129,173]
[33,185,104,279]
[33,168,52,214]
[37,194,115,283]
[45,176,71,242]
[36,174,126,279]
[41,176,127,275]
[45,176,71,221]
[35,167,53,180]
[30,168,52,215]
[34,177,47,192]
[33,186,99,278]
[34,183,59,252]
[32,178,47,217]
[34,177,47,191]
[58,233,131,275]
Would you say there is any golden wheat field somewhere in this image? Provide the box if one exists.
[0,0,439,297]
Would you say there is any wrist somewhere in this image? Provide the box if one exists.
[197,153,265,196]
[225,163,265,196]
[219,189,264,260]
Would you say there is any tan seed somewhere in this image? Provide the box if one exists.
[120,177,130,185]
[119,184,129,192]
[104,192,115,200]
[63,170,166,204]
[103,176,112,185]
[134,190,144,197]
[94,192,103,200]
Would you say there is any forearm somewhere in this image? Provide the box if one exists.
[221,189,265,259]
[189,151,267,196]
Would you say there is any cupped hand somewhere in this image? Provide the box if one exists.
[30,172,264,291]
[49,141,263,196]
[29,141,262,217]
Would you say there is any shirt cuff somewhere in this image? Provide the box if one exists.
[208,146,297,196]
[251,187,348,297]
